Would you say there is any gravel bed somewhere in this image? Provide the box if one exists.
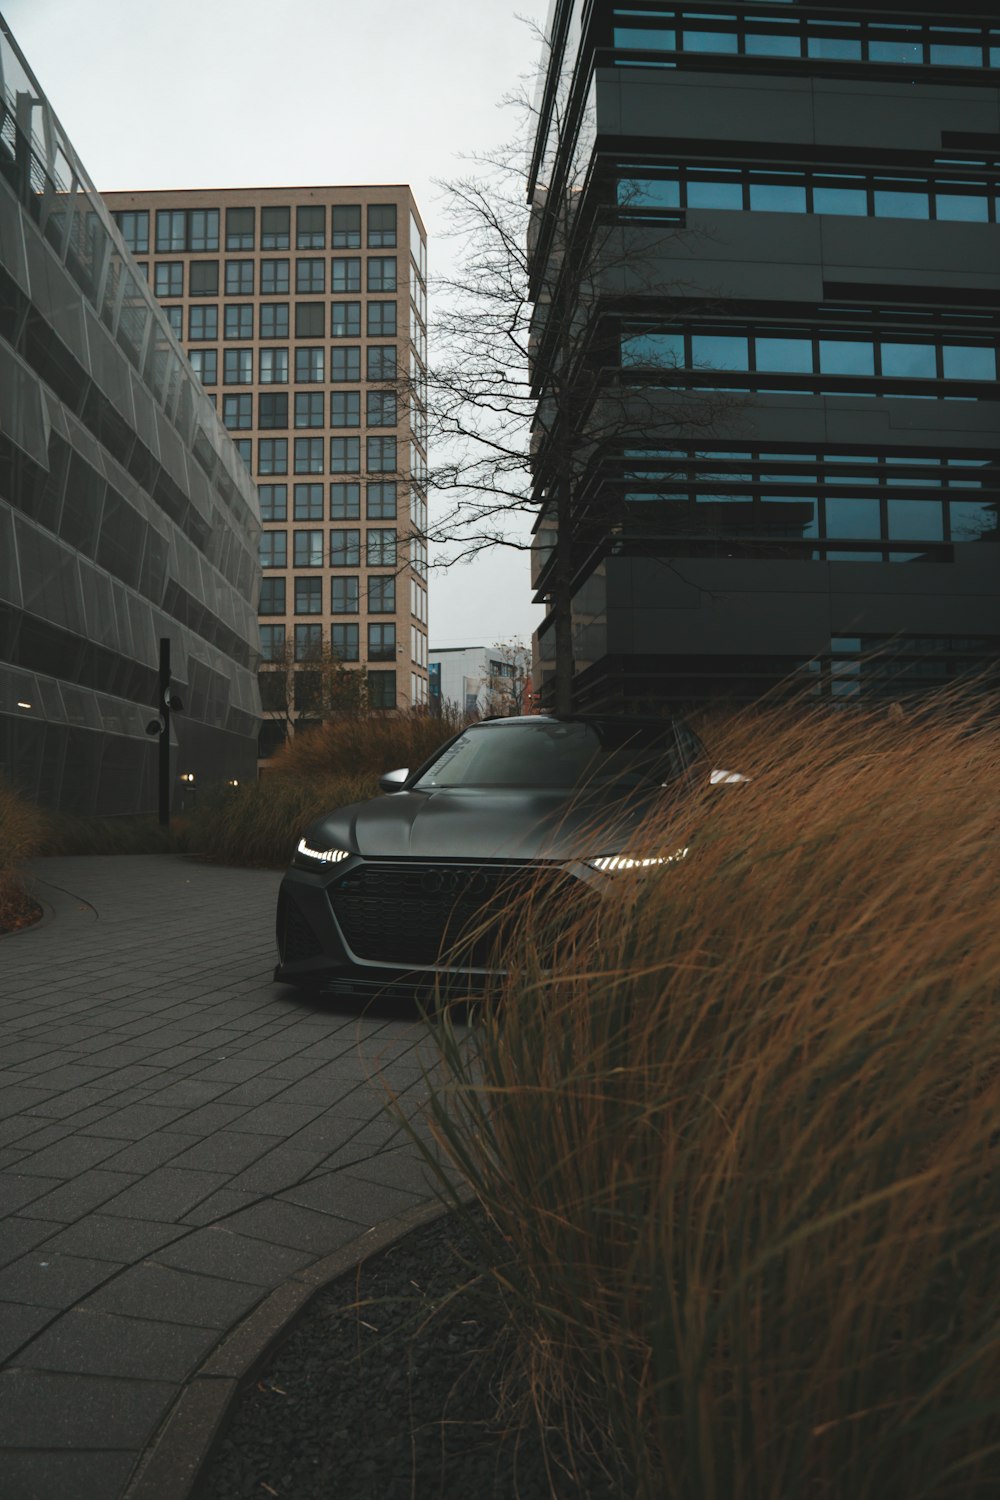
[195,1207,621,1500]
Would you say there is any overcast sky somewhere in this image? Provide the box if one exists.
[4,0,548,650]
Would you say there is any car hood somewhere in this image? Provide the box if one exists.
[304,784,684,863]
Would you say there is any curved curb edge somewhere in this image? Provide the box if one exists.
[122,1195,461,1500]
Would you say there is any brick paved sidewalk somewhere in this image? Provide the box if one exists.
[0,855,451,1500]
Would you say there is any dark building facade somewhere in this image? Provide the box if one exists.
[529,0,1000,708]
[0,21,262,814]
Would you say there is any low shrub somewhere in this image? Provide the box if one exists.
[419,695,1000,1499]
[0,775,50,930]
[272,707,463,782]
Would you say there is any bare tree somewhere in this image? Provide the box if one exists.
[258,640,369,748]
[477,638,533,718]
[410,37,740,714]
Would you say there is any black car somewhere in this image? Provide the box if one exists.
[274,715,713,999]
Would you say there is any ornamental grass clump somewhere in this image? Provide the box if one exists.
[419,694,1000,1500]
[0,774,49,929]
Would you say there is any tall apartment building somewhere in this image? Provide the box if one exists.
[103,186,430,755]
[530,0,999,709]
[1,21,261,815]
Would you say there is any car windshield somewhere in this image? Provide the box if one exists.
[412,720,699,791]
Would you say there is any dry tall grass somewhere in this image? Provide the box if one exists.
[420,695,1000,1499]
[0,774,50,927]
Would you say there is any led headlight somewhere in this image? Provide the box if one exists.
[296,838,351,865]
[586,846,690,873]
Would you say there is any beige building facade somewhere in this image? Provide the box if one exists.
[102,185,429,756]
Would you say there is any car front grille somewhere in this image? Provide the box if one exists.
[328,860,575,968]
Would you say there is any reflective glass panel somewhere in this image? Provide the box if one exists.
[881,344,937,378]
[682,29,738,54]
[942,346,997,380]
[759,496,819,537]
[886,500,944,539]
[930,44,982,67]
[755,337,813,373]
[869,38,924,64]
[618,177,681,208]
[749,182,807,213]
[825,498,881,538]
[949,502,999,541]
[614,27,676,49]
[807,36,862,60]
[687,177,744,209]
[936,192,990,222]
[814,189,867,217]
[874,189,930,219]
[691,335,749,369]
[621,332,685,368]
[819,341,875,376]
[746,33,800,57]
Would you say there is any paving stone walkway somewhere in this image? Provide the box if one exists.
[0,855,451,1500]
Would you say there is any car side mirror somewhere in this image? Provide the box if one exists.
[378,767,410,793]
[709,768,750,786]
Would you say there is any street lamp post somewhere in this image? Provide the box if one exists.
[145,637,183,827]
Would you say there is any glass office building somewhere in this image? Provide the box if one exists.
[102,186,430,759]
[530,0,1000,707]
[0,20,262,814]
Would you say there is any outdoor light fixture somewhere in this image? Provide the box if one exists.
[180,772,196,784]
[16,700,32,710]
[227,778,240,788]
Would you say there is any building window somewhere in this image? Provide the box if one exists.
[294,437,324,474]
[295,576,323,614]
[331,528,361,567]
[189,348,217,385]
[332,623,360,661]
[295,346,324,383]
[295,302,325,338]
[261,258,289,294]
[331,436,361,472]
[259,483,287,521]
[259,577,286,614]
[367,301,397,337]
[367,345,397,380]
[296,258,325,294]
[189,304,217,340]
[331,257,361,293]
[225,259,254,295]
[259,347,289,384]
[331,482,361,520]
[331,301,361,337]
[296,203,326,249]
[368,204,397,248]
[259,622,286,659]
[223,347,253,385]
[294,483,325,520]
[367,391,397,426]
[294,622,324,661]
[368,574,396,613]
[368,256,397,292]
[367,527,397,566]
[116,210,149,253]
[189,209,220,252]
[156,209,186,252]
[331,576,359,613]
[234,438,252,470]
[368,622,396,662]
[294,529,325,567]
[258,437,288,475]
[223,393,252,429]
[332,204,361,247]
[295,391,325,428]
[155,262,182,297]
[259,392,289,429]
[368,669,396,709]
[367,435,397,471]
[260,530,287,568]
[331,346,360,382]
[331,390,361,427]
[226,206,255,250]
[163,305,183,337]
[189,260,219,296]
[224,304,254,339]
[366,481,397,519]
[261,205,290,250]
[260,303,289,339]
